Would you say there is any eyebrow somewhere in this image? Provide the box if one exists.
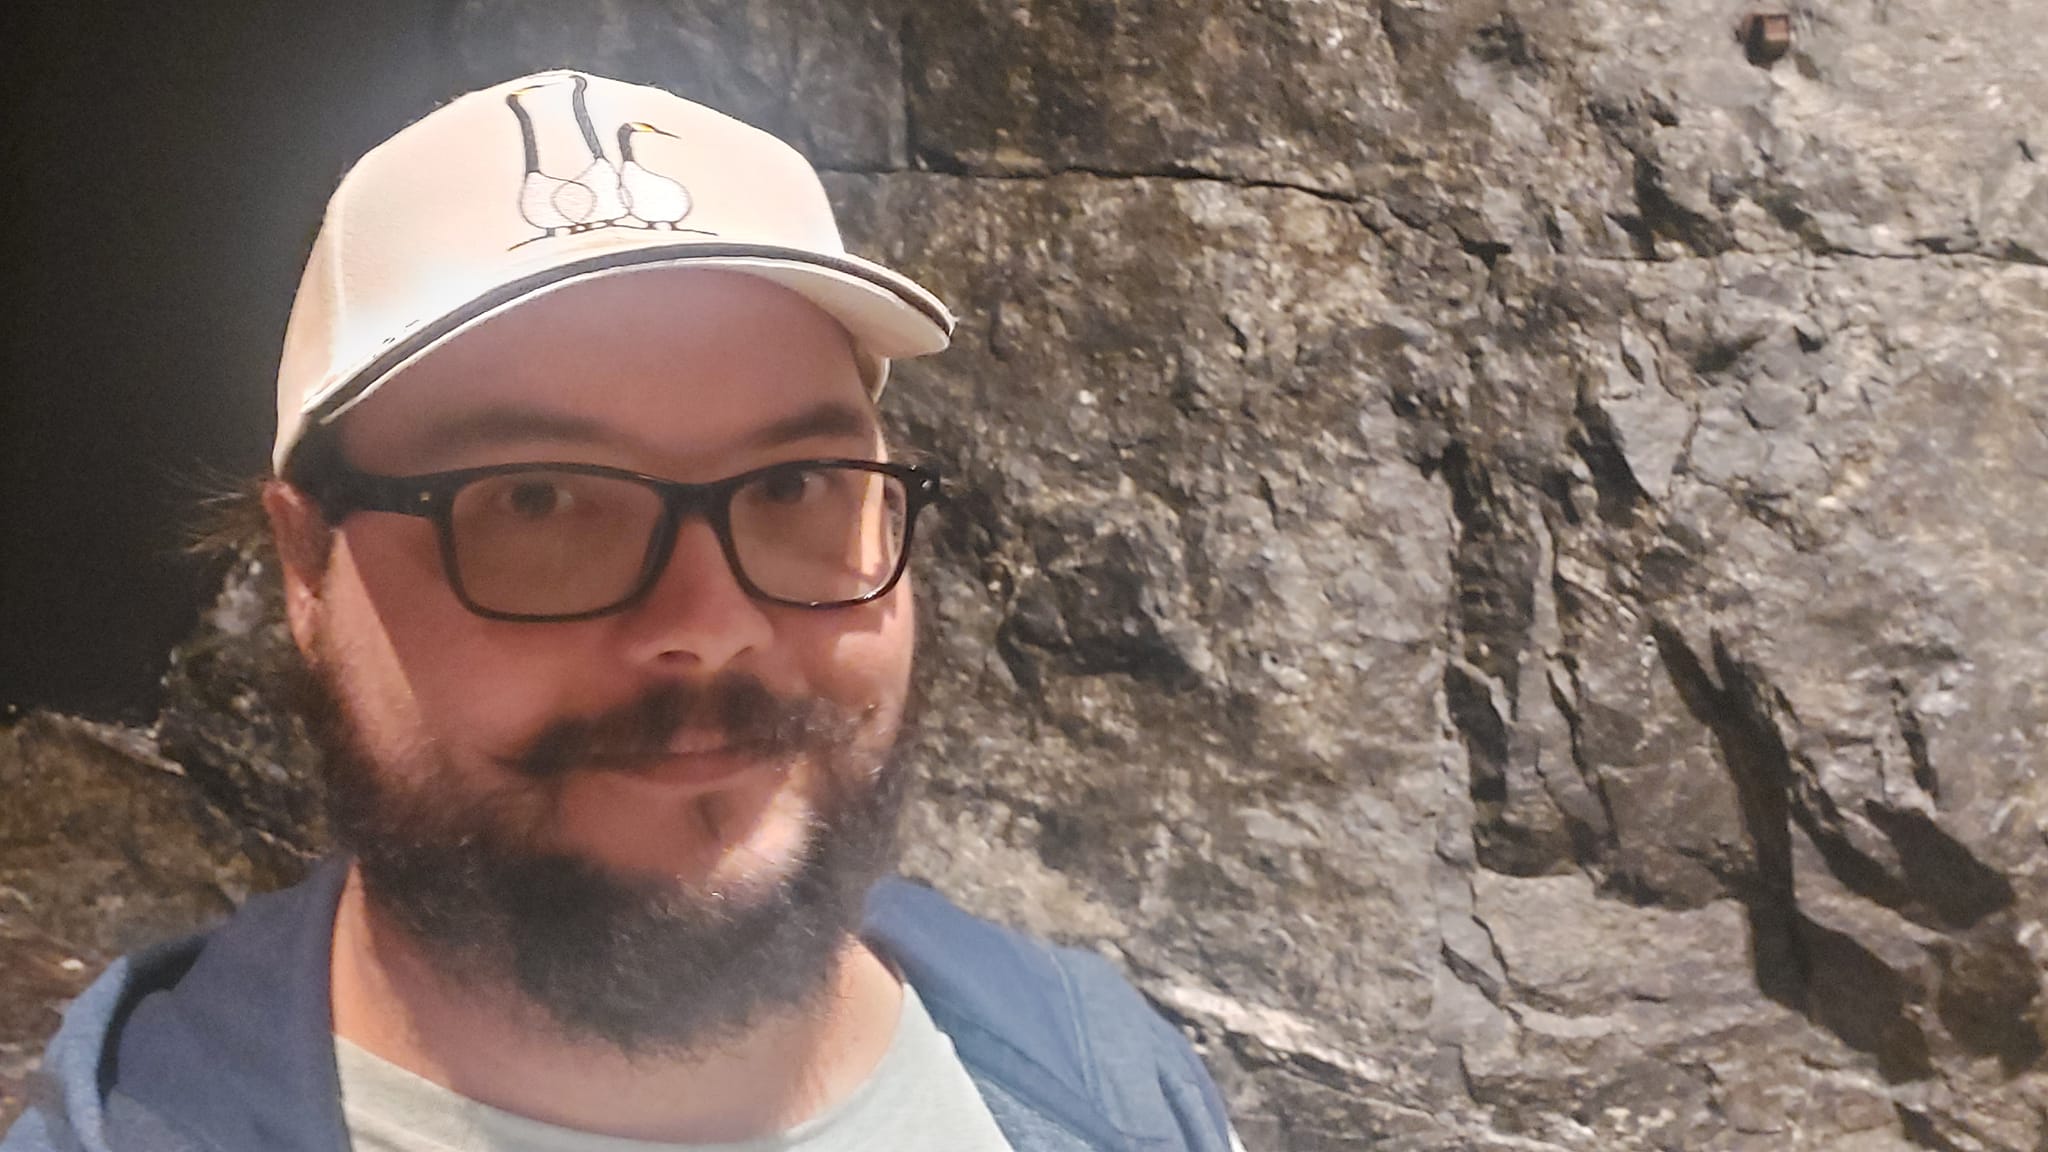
[413,398,879,459]
[739,399,878,449]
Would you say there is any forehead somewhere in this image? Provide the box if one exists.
[336,269,876,473]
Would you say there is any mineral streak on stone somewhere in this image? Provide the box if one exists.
[9,0,2048,1147]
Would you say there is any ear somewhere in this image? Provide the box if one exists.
[262,480,334,659]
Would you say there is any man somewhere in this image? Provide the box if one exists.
[3,71,1238,1152]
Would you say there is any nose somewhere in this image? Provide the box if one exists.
[614,515,774,672]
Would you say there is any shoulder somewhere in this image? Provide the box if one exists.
[862,878,1233,1152]
[4,860,351,1152]
[2,937,210,1152]
[1039,946,1237,1152]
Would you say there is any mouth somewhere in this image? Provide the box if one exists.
[506,678,836,785]
[579,732,785,790]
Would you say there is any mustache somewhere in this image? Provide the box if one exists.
[506,676,850,780]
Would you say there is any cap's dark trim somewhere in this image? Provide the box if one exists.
[309,242,952,424]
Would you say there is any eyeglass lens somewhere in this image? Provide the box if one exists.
[445,465,910,616]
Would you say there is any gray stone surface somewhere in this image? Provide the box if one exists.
[8,0,2048,1147]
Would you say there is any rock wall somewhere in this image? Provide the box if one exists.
[6,1,2048,1148]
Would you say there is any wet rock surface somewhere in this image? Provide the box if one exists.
[9,1,2048,1147]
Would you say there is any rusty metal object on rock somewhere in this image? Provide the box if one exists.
[1737,11,1795,66]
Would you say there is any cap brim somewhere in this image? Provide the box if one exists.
[301,242,954,433]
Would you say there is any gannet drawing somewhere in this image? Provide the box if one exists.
[505,83,594,239]
[565,74,628,229]
[616,122,693,229]
[501,73,706,248]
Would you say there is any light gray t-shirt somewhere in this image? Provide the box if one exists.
[334,984,1014,1152]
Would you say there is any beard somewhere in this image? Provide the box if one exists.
[289,645,910,1057]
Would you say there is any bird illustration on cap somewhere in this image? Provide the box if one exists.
[505,82,595,238]
[616,122,693,229]
[505,74,709,247]
[564,75,628,231]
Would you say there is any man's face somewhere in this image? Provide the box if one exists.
[278,271,918,1046]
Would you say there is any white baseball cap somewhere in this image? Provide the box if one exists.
[273,69,955,474]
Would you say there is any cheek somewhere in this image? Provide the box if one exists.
[804,581,916,730]
[325,525,574,760]
[312,535,433,764]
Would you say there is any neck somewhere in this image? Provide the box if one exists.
[507,97,539,172]
[571,76,604,156]
[329,865,903,1143]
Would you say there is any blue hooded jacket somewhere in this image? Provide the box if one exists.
[2,859,1231,1152]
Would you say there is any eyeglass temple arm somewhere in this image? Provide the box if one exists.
[303,467,437,520]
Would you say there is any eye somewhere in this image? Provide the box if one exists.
[500,477,575,520]
[755,467,823,505]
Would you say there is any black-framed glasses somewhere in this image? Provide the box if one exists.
[305,457,942,622]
